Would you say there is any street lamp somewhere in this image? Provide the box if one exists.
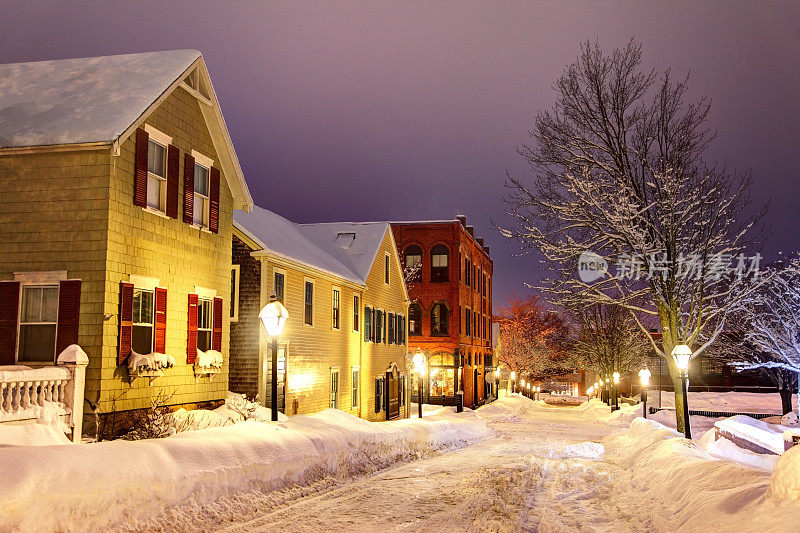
[509,371,516,394]
[526,382,531,398]
[672,344,693,439]
[259,294,289,421]
[612,371,620,411]
[413,348,426,419]
[638,367,651,419]
[494,366,501,399]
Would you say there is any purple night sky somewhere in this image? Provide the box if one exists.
[1,2,798,307]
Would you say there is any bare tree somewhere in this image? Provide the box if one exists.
[727,257,800,414]
[570,304,651,379]
[500,40,765,432]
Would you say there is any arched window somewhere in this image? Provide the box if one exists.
[408,303,422,336]
[404,245,422,282]
[431,244,449,282]
[431,303,449,336]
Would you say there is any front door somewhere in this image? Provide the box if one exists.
[385,370,400,420]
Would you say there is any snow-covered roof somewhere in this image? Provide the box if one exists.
[234,207,391,286]
[0,49,253,211]
[0,49,201,148]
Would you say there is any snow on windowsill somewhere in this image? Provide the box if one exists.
[127,351,175,378]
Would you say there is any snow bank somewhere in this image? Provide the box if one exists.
[769,445,800,501]
[657,391,796,414]
[0,407,488,531]
[0,424,71,447]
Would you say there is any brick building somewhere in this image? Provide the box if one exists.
[391,215,493,408]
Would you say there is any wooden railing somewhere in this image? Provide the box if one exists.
[0,345,88,443]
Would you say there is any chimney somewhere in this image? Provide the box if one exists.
[466,225,474,237]
[456,215,467,228]
[484,246,490,256]
[477,237,484,247]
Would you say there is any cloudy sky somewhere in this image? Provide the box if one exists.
[1,1,798,307]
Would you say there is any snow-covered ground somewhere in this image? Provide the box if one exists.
[651,390,797,413]
[4,395,800,532]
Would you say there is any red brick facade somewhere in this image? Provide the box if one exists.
[391,216,493,408]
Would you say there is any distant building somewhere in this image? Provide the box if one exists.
[391,215,493,408]
[230,207,409,421]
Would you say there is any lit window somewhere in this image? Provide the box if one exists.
[18,285,59,362]
[431,304,449,336]
[409,304,422,336]
[197,298,213,352]
[193,162,210,227]
[132,288,154,354]
[431,245,449,282]
[147,139,167,211]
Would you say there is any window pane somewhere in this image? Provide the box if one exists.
[198,299,212,330]
[132,325,153,354]
[18,324,57,362]
[21,287,42,322]
[147,175,161,209]
[194,164,209,196]
[41,287,59,322]
[406,254,421,268]
[275,273,285,302]
[193,195,206,226]
[148,140,166,177]
[197,330,212,352]
[133,290,154,325]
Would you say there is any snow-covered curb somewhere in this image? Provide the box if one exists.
[0,407,488,532]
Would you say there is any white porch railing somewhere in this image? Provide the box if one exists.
[0,345,88,443]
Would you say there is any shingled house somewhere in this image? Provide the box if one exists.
[0,50,252,434]
[231,207,409,421]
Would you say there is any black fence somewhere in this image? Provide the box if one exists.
[648,407,780,420]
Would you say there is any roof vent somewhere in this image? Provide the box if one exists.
[466,225,475,237]
[335,232,356,249]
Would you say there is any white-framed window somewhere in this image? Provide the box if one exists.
[274,267,286,304]
[304,277,314,326]
[230,265,240,322]
[144,125,172,213]
[197,298,213,352]
[332,286,340,330]
[192,150,213,228]
[351,366,360,409]
[18,285,59,363]
[132,288,155,354]
[330,367,340,409]
[353,294,360,332]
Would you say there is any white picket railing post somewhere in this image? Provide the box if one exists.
[57,345,89,444]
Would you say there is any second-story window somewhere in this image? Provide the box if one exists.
[304,280,314,326]
[404,245,422,282]
[274,269,285,303]
[431,303,448,336]
[147,139,167,212]
[197,298,213,351]
[431,245,449,282]
[193,161,210,228]
[332,287,340,329]
[465,308,471,337]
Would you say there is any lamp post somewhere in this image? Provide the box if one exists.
[413,348,426,419]
[599,378,605,404]
[526,382,531,398]
[259,294,289,422]
[672,344,693,439]
[639,367,651,419]
[612,371,620,411]
[494,366,501,399]
[509,371,516,394]
[521,378,526,397]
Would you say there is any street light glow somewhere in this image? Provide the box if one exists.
[259,296,289,337]
[612,371,620,384]
[639,367,651,387]
[672,344,692,372]
[413,348,426,375]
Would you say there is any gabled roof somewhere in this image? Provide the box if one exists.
[0,49,252,210]
[233,206,391,286]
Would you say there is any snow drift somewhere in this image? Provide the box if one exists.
[0,407,488,532]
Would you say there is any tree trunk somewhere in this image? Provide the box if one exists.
[672,376,686,433]
[779,387,793,416]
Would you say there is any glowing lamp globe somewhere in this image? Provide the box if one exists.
[587,386,594,395]
[495,367,501,379]
[521,378,526,388]
[639,367,651,387]
[259,298,289,337]
[510,371,516,381]
[412,349,426,375]
[527,383,531,390]
[613,371,620,384]
[672,345,693,372]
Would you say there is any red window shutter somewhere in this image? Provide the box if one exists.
[212,296,223,351]
[0,281,20,365]
[166,145,180,219]
[56,279,81,356]
[118,282,134,365]
[209,166,220,234]
[187,293,198,363]
[134,128,148,208]
[154,287,167,353]
[183,153,195,224]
